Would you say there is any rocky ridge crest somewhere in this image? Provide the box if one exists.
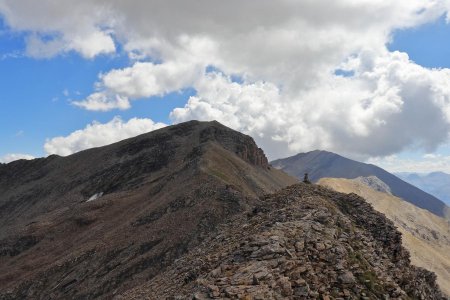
[123,183,445,299]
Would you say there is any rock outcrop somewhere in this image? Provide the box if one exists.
[354,176,392,194]
[319,176,450,297]
[123,184,445,299]
[199,121,269,168]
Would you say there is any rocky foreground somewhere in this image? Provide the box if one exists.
[123,183,445,299]
[319,177,450,297]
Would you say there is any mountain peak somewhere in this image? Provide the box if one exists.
[429,171,450,177]
[0,120,296,299]
[272,150,450,219]
[110,120,269,168]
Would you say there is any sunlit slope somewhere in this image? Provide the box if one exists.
[319,177,450,296]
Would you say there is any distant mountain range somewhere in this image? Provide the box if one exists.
[396,172,450,206]
[271,150,450,220]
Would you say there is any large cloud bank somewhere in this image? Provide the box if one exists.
[2,0,450,159]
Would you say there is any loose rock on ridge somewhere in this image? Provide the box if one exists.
[122,183,446,299]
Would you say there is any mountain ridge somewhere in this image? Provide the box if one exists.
[0,120,297,299]
[123,183,446,299]
[0,121,446,299]
[271,150,450,220]
[319,176,450,296]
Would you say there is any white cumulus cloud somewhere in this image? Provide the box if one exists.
[3,0,450,160]
[0,0,116,58]
[0,153,35,163]
[44,117,166,156]
[368,153,450,173]
[172,51,450,159]
[73,93,131,111]
[73,59,205,110]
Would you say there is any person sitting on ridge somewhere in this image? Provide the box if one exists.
[303,173,311,184]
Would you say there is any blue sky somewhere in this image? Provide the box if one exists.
[0,19,193,157]
[386,15,450,162]
[389,15,450,69]
[2,1,450,173]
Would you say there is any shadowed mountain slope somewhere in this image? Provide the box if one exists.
[271,150,450,220]
[0,120,297,299]
[319,177,450,296]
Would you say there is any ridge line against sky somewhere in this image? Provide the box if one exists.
[2,0,450,173]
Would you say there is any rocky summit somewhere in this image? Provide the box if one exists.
[0,120,446,299]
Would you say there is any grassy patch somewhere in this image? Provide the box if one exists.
[209,168,230,182]
[348,251,385,296]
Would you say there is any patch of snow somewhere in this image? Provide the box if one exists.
[87,192,103,202]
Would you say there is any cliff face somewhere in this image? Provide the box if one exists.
[198,121,269,168]
[123,184,445,299]
[0,121,295,299]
